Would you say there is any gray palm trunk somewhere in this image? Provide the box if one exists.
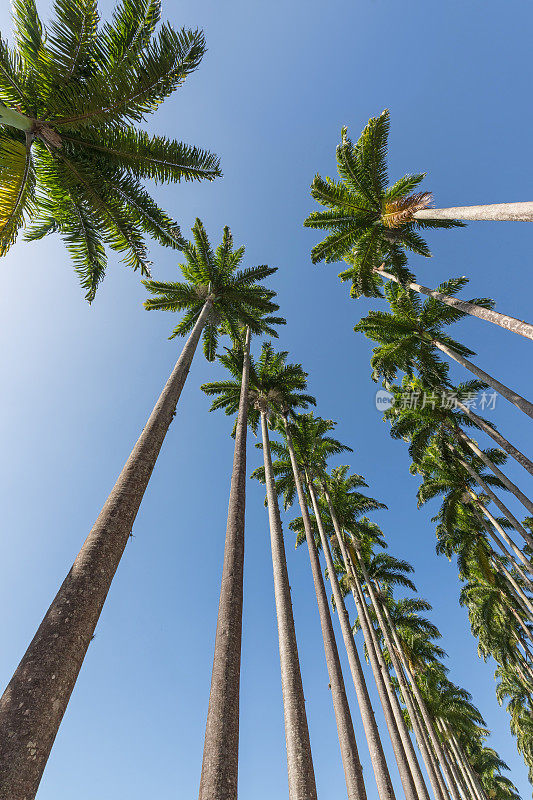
[376,268,533,342]
[454,399,533,477]
[438,724,487,800]
[487,551,533,625]
[307,484,396,800]
[199,325,250,800]
[413,202,533,222]
[438,741,466,800]
[455,428,533,516]
[467,488,533,591]
[354,551,442,800]
[433,339,533,420]
[379,601,460,800]
[260,411,318,800]
[455,451,533,548]
[282,423,367,800]
[326,504,420,800]
[0,298,214,800]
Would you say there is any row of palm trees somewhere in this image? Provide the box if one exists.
[303,109,533,784]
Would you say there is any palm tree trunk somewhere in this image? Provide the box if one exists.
[307,484,396,800]
[282,424,367,800]
[413,202,533,222]
[445,731,487,800]
[455,428,533,516]
[488,552,533,624]
[433,339,533,420]
[354,551,441,800]
[325,505,420,800]
[468,489,533,589]
[199,324,250,800]
[378,601,461,800]
[0,298,214,800]
[438,740,467,800]
[260,411,318,800]
[455,400,533,478]
[376,268,533,341]
[455,451,533,548]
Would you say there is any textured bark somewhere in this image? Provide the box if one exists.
[199,326,250,800]
[457,429,533,516]
[453,442,533,544]
[413,202,533,222]
[434,339,533,420]
[283,425,367,800]
[355,553,438,800]
[0,300,213,800]
[380,602,460,800]
[327,507,419,800]
[310,486,396,800]
[261,413,318,800]
[377,268,533,342]
[455,400,533,477]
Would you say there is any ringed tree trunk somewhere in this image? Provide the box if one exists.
[282,422,368,800]
[433,339,533,421]
[199,325,250,800]
[354,550,443,800]
[324,498,420,800]
[308,483,396,800]
[0,299,214,800]
[260,410,318,800]
[454,399,533,478]
[455,428,533,516]
[377,268,533,342]
[413,202,533,222]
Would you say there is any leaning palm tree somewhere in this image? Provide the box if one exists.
[356,280,533,420]
[0,0,221,300]
[0,219,279,800]
[202,343,318,800]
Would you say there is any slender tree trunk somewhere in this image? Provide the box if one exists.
[413,202,533,222]
[326,505,420,800]
[456,428,533,516]
[488,552,533,624]
[379,601,460,800]
[199,325,250,800]
[455,400,533,478]
[433,339,533,420]
[376,268,533,342]
[0,299,214,800]
[354,551,440,800]
[446,731,487,800]
[438,724,484,800]
[453,444,533,546]
[282,424,367,800]
[468,489,533,589]
[438,740,467,800]
[308,484,396,800]
[455,400,533,475]
[260,411,318,800]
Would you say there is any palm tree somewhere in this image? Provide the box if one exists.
[304,110,532,277]
[0,0,221,300]
[0,220,279,800]
[355,281,533,420]
[202,343,318,800]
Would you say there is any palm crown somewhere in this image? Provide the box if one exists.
[303,110,462,297]
[201,342,315,434]
[144,218,282,359]
[0,0,221,299]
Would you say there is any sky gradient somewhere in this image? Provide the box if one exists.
[0,1,532,798]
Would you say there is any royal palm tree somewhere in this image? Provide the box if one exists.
[0,220,279,800]
[202,343,318,800]
[0,0,220,299]
[356,281,533,420]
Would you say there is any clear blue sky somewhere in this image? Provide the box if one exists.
[1,1,532,798]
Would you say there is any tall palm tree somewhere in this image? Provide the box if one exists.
[0,0,221,300]
[355,281,533,420]
[202,343,318,800]
[0,220,279,800]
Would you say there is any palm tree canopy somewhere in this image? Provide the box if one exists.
[144,219,283,359]
[303,110,463,297]
[201,342,315,435]
[0,0,221,299]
